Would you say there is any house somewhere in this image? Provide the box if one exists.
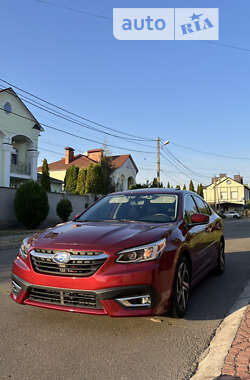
[0,87,43,188]
[203,174,250,211]
[37,147,138,191]
[37,173,63,193]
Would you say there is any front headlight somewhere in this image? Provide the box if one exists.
[116,238,166,263]
[19,237,30,259]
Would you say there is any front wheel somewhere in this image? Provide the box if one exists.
[214,239,225,275]
[171,256,191,318]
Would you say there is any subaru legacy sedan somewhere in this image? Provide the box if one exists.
[11,189,225,318]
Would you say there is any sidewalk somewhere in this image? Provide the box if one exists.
[191,281,250,380]
[219,304,250,379]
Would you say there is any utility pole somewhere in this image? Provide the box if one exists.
[157,138,170,188]
[157,137,160,187]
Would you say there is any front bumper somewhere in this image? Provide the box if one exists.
[11,273,157,317]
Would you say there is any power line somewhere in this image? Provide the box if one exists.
[161,150,208,183]
[0,107,155,155]
[0,78,155,142]
[13,90,156,149]
[171,142,250,161]
[30,2,250,55]
[163,146,211,179]
[161,151,195,181]
[206,41,250,54]
[31,0,112,21]
[0,84,156,150]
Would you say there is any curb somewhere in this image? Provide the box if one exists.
[189,281,250,380]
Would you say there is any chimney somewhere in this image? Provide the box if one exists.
[212,176,218,184]
[219,173,227,179]
[234,175,243,184]
[65,147,74,164]
[87,149,104,163]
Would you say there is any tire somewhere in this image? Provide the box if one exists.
[214,239,225,275]
[233,215,237,219]
[171,256,191,318]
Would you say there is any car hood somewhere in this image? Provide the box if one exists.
[30,221,176,254]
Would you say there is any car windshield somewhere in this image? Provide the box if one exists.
[77,193,178,223]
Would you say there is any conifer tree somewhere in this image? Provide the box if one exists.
[76,168,87,195]
[183,184,187,190]
[189,180,195,192]
[64,166,79,194]
[41,158,51,192]
[199,184,204,198]
[167,181,171,188]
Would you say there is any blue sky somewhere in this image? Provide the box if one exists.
[1,0,250,187]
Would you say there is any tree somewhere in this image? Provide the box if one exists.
[176,185,181,190]
[56,199,73,222]
[197,183,200,194]
[167,181,171,188]
[40,158,51,192]
[76,168,87,195]
[85,163,100,194]
[199,184,204,198]
[189,180,195,192]
[100,156,115,194]
[183,184,187,190]
[14,181,49,229]
[64,166,79,194]
[85,157,114,195]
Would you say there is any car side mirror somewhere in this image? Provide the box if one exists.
[191,213,209,224]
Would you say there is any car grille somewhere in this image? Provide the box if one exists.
[28,287,97,309]
[30,249,108,277]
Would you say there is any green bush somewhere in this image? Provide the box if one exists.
[56,198,73,222]
[246,200,250,210]
[14,181,49,229]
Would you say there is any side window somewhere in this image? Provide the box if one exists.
[194,196,211,215]
[183,195,198,224]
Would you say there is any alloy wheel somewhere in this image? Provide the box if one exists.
[176,262,190,312]
[219,241,225,271]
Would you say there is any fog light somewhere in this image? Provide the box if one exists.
[12,281,22,296]
[116,294,151,308]
[142,296,151,304]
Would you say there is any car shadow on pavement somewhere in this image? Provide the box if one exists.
[170,250,250,322]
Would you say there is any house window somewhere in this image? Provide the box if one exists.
[4,102,12,114]
[11,148,18,165]
[231,191,238,200]
[220,191,227,200]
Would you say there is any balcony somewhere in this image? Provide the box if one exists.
[11,162,31,176]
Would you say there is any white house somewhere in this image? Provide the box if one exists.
[0,87,43,188]
[37,148,138,191]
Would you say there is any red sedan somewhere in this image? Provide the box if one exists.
[11,189,225,317]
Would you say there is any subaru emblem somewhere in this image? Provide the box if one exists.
[53,252,71,264]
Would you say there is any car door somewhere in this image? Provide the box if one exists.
[183,195,210,281]
[193,195,217,269]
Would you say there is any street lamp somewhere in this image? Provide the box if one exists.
[157,138,170,187]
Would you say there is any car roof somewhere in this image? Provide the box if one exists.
[110,188,197,196]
